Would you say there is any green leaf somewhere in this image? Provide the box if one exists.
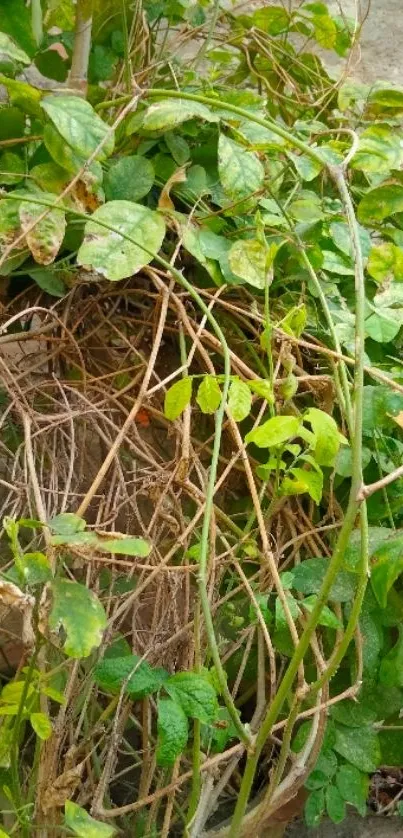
[196,376,221,414]
[301,595,342,629]
[1,680,33,704]
[97,537,150,557]
[22,552,52,586]
[94,655,168,698]
[370,312,401,342]
[49,580,107,659]
[0,76,42,117]
[358,184,403,224]
[335,445,371,478]
[181,224,223,285]
[275,591,300,629]
[331,697,377,728]
[281,467,323,504]
[370,535,403,607]
[164,131,190,165]
[0,0,37,57]
[304,407,345,466]
[64,801,116,837]
[279,304,307,338]
[336,764,368,814]
[0,32,30,64]
[165,672,218,723]
[218,134,264,202]
[334,725,380,772]
[228,239,267,289]
[41,685,65,704]
[28,269,66,298]
[164,377,192,421]
[41,95,114,162]
[247,379,273,402]
[369,87,403,108]
[379,729,403,767]
[322,249,355,276]
[142,99,218,131]
[48,513,86,535]
[326,785,346,824]
[305,751,338,790]
[287,150,323,181]
[43,124,103,181]
[304,788,325,828]
[227,379,252,422]
[0,151,24,185]
[329,221,371,260]
[289,190,324,222]
[77,201,166,282]
[156,698,188,765]
[311,13,337,48]
[30,712,52,741]
[292,558,356,602]
[245,415,300,448]
[35,48,68,83]
[379,627,403,687]
[104,156,154,202]
[19,193,66,266]
[251,6,289,34]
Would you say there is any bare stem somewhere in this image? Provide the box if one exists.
[69,0,93,94]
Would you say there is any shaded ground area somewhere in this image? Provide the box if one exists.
[286,813,403,837]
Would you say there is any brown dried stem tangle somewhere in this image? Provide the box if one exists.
[0,269,357,833]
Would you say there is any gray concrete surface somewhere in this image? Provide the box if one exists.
[325,0,403,86]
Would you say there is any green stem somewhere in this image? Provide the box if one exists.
[145,89,325,165]
[228,163,367,836]
[192,0,221,71]
[120,0,132,92]
[31,0,43,46]
[10,646,39,835]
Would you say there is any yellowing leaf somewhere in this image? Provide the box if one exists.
[77,201,166,281]
[228,238,267,289]
[19,192,66,265]
[358,184,403,224]
[281,467,323,503]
